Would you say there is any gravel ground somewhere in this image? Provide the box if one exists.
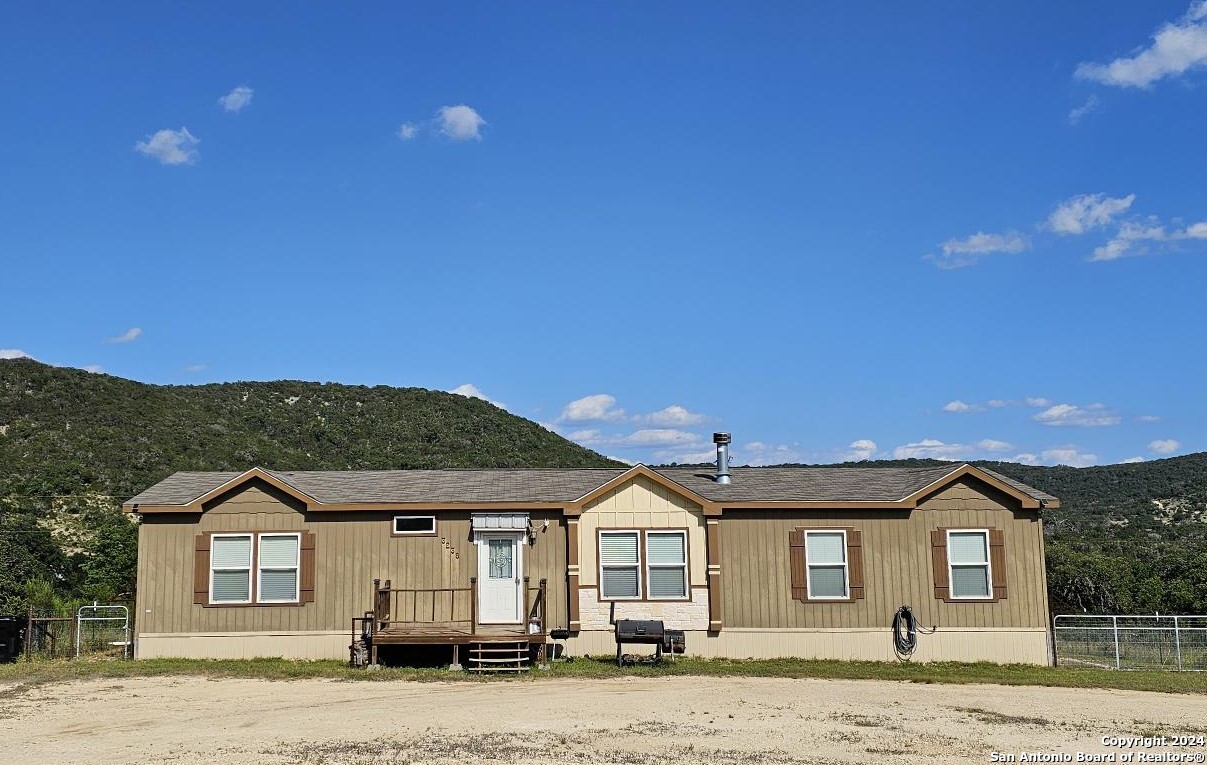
[3,675,1205,764]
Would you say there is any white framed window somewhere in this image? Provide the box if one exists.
[947,529,991,600]
[210,533,253,604]
[645,531,688,599]
[599,530,641,600]
[257,533,301,603]
[393,515,437,535]
[805,530,849,600]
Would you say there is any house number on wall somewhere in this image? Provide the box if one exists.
[441,537,459,559]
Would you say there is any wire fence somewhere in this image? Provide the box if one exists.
[19,603,133,660]
[1053,614,1207,671]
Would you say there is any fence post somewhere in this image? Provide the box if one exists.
[1173,615,1182,672]
[25,605,33,662]
[1112,615,1121,670]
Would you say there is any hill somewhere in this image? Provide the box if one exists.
[0,358,616,614]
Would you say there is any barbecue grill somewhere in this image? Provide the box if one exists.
[613,619,686,666]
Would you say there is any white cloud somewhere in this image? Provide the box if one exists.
[0,349,31,359]
[1041,447,1098,467]
[1012,453,1040,465]
[652,447,717,466]
[891,439,969,460]
[1025,397,1052,408]
[844,439,878,461]
[218,86,254,113]
[449,383,505,409]
[1091,220,1168,261]
[640,405,706,427]
[134,127,199,165]
[565,428,603,444]
[1092,217,1207,261]
[978,439,1013,452]
[437,105,486,141]
[1048,193,1135,235]
[617,429,698,447]
[942,400,981,413]
[1075,1,1207,88]
[1137,414,1162,422]
[1148,438,1181,454]
[397,123,419,141]
[105,327,143,344]
[1068,95,1100,125]
[1120,456,1147,464]
[184,364,207,373]
[558,394,626,423]
[926,231,1029,269]
[740,441,804,466]
[81,364,104,374]
[988,399,1009,408]
[1033,403,1121,427]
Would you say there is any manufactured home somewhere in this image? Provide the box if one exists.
[125,437,1058,666]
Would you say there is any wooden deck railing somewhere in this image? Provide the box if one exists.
[527,578,549,634]
[369,576,548,634]
[373,577,478,633]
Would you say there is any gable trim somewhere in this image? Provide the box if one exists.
[901,464,1045,510]
[157,467,317,512]
[566,464,719,516]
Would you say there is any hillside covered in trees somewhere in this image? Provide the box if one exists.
[0,358,616,615]
[1,357,1204,619]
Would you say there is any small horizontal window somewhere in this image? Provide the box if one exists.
[393,515,436,535]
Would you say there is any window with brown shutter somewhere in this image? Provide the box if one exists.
[789,527,865,603]
[931,527,1007,603]
[194,530,317,607]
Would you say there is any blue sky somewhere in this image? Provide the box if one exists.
[3,2,1206,467]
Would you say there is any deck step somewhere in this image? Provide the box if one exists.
[466,640,530,672]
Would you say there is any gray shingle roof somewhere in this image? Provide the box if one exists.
[126,463,1056,508]
[659,465,965,502]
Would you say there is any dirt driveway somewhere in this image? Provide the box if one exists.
[3,675,1204,764]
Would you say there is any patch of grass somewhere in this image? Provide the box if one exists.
[0,655,1204,695]
[952,706,1052,727]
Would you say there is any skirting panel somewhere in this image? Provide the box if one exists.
[564,627,1050,665]
[137,631,349,660]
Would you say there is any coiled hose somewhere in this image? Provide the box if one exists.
[892,605,936,660]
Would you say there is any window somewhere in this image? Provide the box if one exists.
[206,532,304,605]
[646,531,688,599]
[393,515,436,535]
[210,534,253,604]
[598,530,690,601]
[789,527,864,603]
[805,530,848,599]
[258,533,301,603]
[947,530,991,599]
[599,531,641,599]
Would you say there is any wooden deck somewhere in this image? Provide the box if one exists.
[372,622,545,645]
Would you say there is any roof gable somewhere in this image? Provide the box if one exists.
[567,464,717,516]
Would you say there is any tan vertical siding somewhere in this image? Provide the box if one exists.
[137,484,569,637]
[720,478,1048,631]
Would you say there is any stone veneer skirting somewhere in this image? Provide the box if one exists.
[577,587,711,631]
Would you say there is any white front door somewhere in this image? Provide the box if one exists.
[477,533,523,624]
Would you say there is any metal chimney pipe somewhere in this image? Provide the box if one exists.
[713,432,732,484]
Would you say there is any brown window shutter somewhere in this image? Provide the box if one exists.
[930,528,950,602]
[300,531,316,604]
[194,534,211,605]
[846,529,865,600]
[988,528,1007,601]
[789,529,807,602]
